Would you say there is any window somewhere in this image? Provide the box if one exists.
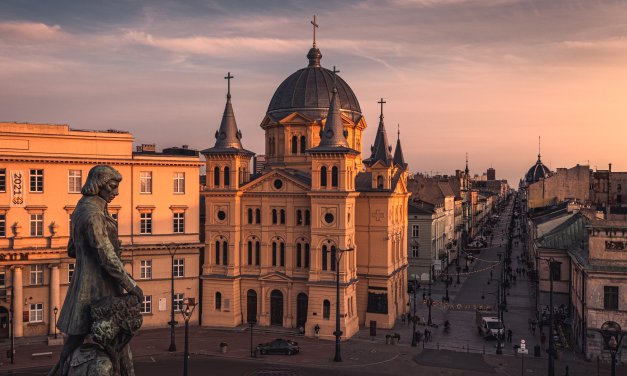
[68,263,75,282]
[323,300,331,320]
[140,260,152,279]
[320,166,327,187]
[30,265,43,285]
[224,167,230,187]
[29,169,43,192]
[280,242,285,267]
[111,212,118,222]
[304,243,310,268]
[173,212,185,233]
[300,136,306,154]
[140,171,152,194]
[0,213,5,237]
[29,303,43,323]
[604,286,619,310]
[215,241,221,264]
[0,169,5,192]
[272,209,278,224]
[549,261,561,281]
[247,208,253,224]
[248,241,253,265]
[412,225,420,238]
[173,172,185,194]
[30,213,43,237]
[173,258,185,278]
[322,245,328,271]
[296,243,302,268]
[213,166,220,187]
[305,210,311,225]
[255,209,261,224]
[255,241,260,266]
[297,210,303,225]
[330,246,337,271]
[280,209,286,224]
[377,175,383,189]
[140,212,152,234]
[291,135,298,154]
[331,166,339,187]
[140,295,152,314]
[174,293,184,311]
[215,292,222,311]
[272,242,277,266]
[222,241,228,265]
[411,245,419,258]
[0,272,5,287]
[68,170,82,193]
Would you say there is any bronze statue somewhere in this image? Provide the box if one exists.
[48,165,144,376]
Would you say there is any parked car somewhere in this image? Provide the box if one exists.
[257,338,300,355]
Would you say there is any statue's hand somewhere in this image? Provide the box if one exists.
[128,286,144,303]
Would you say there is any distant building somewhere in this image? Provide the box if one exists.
[487,167,495,181]
[0,122,202,340]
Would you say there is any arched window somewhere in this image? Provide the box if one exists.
[272,241,277,266]
[320,166,327,187]
[255,241,261,266]
[255,208,261,224]
[280,209,286,224]
[224,166,230,187]
[214,166,220,187]
[247,208,253,224]
[377,175,384,189]
[305,210,311,225]
[222,241,228,265]
[300,136,306,153]
[331,166,339,187]
[215,292,222,311]
[323,300,330,319]
[247,241,253,265]
[296,243,302,268]
[291,135,298,154]
[297,209,303,225]
[330,245,337,271]
[215,241,220,264]
[304,243,310,268]
[280,242,285,267]
[272,209,278,224]
[322,245,328,271]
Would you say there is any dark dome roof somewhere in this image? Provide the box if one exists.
[525,155,551,184]
[266,47,362,121]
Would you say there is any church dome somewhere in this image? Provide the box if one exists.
[525,155,551,184]
[266,47,362,121]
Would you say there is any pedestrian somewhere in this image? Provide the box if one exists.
[407,312,412,325]
[522,268,526,277]
[401,313,406,325]
[531,321,536,336]
[490,270,493,280]
[424,328,429,342]
[540,332,547,350]
[507,329,513,343]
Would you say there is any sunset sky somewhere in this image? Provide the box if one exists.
[1,0,626,184]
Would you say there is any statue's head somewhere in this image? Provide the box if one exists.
[82,166,122,203]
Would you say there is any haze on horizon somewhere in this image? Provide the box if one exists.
[1,0,626,184]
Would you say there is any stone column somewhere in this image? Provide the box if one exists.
[12,266,23,338]
[49,265,60,335]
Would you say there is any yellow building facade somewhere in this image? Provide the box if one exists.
[201,45,409,339]
[0,122,202,340]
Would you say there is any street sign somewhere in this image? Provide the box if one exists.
[518,339,528,354]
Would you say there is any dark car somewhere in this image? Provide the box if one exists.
[257,338,300,355]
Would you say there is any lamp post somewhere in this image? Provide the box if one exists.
[411,276,420,347]
[333,246,354,362]
[53,307,58,339]
[427,266,433,326]
[165,243,179,352]
[249,320,256,357]
[536,257,558,376]
[9,285,14,364]
[444,277,450,302]
[599,321,624,376]
[180,298,197,376]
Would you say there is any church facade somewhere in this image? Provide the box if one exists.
[200,44,409,339]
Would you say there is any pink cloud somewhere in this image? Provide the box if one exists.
[0,22,64,41]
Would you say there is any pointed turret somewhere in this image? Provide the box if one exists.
[393,124,406,168]
[364,98,393,167]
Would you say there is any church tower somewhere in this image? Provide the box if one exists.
[201,73,254,326]
[305,67,360,338]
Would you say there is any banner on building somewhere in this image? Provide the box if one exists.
[10,171,25,207]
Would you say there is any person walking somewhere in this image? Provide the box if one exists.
[507,329,513,343]
[401,313,406,325]
[540,332,547,350]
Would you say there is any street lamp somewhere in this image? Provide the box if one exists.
[599,321,624,376]
[456,265,461,284]
[180,298,197,376]
[427,266,433,326]
[249,320,256,357]
[411,276,420,347]
[53,307,58,339]
[444,277,450,302]
[333,246,354,362]
[164,242,180,352]
[538,257,558,376]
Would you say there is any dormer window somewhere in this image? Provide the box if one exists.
[377,175,384,189]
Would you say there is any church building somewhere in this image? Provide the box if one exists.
[200,39,409,339]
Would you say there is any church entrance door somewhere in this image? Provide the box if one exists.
[296,293,308,329]
[270,290,283,326]
[0,307,9,339]
[247,290,257,323]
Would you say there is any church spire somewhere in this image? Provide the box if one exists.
[465,152,469,174]
[213,72,244,150]
[316,66,350,149]
[365,98,393,166]
[537,136,542,162]
[393,123,406,168]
